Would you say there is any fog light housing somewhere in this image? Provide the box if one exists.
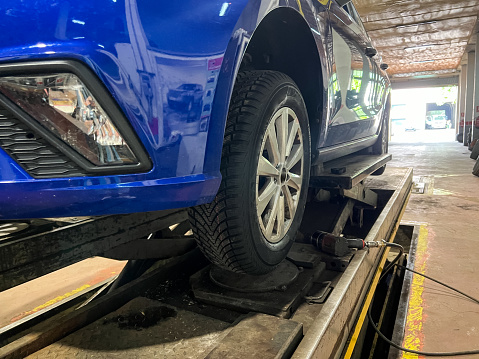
[0,73,137,166]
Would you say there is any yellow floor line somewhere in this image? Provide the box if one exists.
[342,241,393,359]
[343,187,412,359]
[21,284,91,317]
[401,225,429,359]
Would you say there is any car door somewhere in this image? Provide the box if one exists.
[347,2,389,137]
[323,0,378,147]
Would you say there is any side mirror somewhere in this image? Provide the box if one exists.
[365,47,377,58]
[336,0,352,6]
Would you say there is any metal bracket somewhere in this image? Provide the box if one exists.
[305,281,332,304]
[330,199,355,236]
[340,181,378,208]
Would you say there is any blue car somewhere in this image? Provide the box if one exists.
[0,0,390,274]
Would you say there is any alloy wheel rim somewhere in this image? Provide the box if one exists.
[256,107,304,244]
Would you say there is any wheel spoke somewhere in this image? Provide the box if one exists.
[276,109,289,163]
[276,193,285,237]
[287,173,302,191]
[258,156,279,177]
[257,180,276,215]
[256,106,305,244]
[283,185,295,217]
[286,120,299,158]
[286,143,303,170]
[265,187,281,238]
[265,125,281,166]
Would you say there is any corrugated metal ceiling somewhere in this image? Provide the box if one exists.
[353,0,479,81]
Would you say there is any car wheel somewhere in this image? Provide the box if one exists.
[470,140,479,160]
[188,70,311,275]
[371,110,389,176]
[473,158,479,177]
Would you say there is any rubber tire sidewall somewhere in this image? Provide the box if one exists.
[244,82,311,268]
[371,111,388,175]
[473,158,479,176]
[470,140,479,160]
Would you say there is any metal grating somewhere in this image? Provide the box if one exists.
[0,106,87,178]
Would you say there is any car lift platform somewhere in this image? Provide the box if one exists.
[310,153,392,189]
[0,164,413,359]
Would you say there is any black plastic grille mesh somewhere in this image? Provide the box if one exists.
[0,105,87,178]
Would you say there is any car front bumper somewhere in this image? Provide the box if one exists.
[0,146,220,219]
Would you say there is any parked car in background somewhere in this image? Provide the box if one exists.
[426,110,448,129]
[0,0,390,274]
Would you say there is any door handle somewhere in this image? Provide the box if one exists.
[365,47,377,57]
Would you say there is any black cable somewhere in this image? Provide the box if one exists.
[395,264,479,306]
[381,242,403,275]
[367,242,479,356]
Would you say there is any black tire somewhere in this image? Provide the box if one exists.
[457,132,463,142]
[471,140,479,160]
[473,158,479,177]
[188,71,311,275]
[371,106,389,176]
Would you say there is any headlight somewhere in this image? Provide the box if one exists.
[0,73,137,166]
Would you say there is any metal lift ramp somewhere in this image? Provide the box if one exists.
[293,167,412,358]
[0,157,412,359]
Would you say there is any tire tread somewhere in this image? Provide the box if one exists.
[189,71,300,274]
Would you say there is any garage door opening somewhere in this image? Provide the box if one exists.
[390,86,458,144]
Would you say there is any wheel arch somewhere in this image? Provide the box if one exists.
[239,7,325,145]
[204,6,327,174]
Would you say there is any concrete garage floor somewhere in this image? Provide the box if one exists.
[388,129,479,358]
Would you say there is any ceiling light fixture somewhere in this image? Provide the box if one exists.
[404,44,439,51]
[392,69,457,78]
[410,60,435,64]
[396,21,437,29]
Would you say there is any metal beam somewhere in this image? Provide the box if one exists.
[330,199,355,236]
[391,76,458,90]
[465,51,476,145]
[102,237,196,260]
[0,209,188,291]
[459,64,468,138]
[473,35,479,141]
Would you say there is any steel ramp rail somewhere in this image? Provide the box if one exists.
[292,167,412,359]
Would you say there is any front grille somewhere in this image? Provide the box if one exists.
[0,105,87,178]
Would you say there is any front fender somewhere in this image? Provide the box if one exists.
[204,0,330,174]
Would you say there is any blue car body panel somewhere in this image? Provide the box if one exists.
[0,0,389,219]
